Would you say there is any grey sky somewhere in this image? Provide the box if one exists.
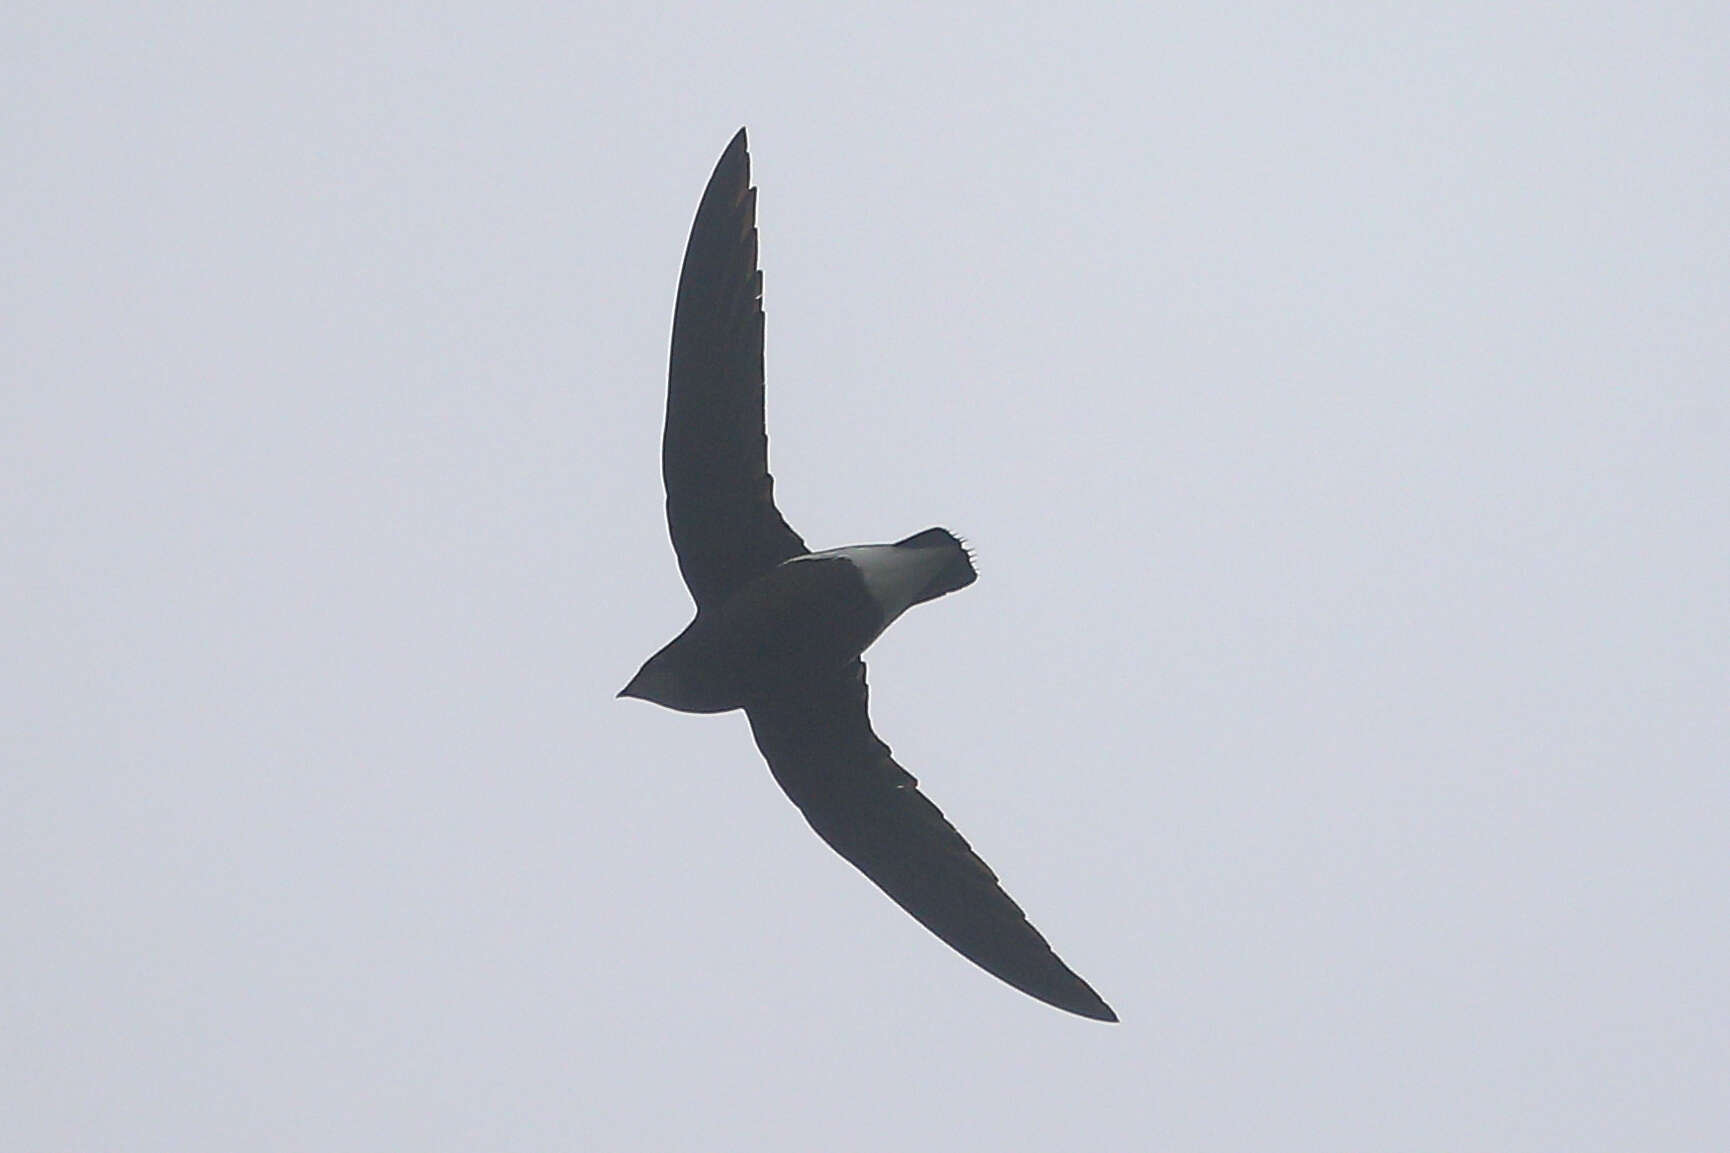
[5,3,1726,1149]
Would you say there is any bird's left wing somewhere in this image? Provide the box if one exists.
[745,661,1116,1021]
[663,129,807,611]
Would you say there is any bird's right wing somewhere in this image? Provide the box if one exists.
[745,661,1117,1021]
[663,129,807,612]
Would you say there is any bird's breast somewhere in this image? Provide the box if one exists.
[707,556,883,693]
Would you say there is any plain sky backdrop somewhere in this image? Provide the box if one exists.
[6,3,1726,1149]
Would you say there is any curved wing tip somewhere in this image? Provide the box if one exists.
[1047,987,1118,1022]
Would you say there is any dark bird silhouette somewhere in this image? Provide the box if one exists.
[622,129,1115,1022]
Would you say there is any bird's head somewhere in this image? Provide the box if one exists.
[618,634,732,714]
[618,651,679,706]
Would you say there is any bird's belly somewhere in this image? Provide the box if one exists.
[709,558,883,696]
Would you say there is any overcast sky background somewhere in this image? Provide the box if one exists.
[6,4,1727,1149]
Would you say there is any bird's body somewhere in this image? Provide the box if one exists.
[622,129,1115,1022]
[624,529,976,714]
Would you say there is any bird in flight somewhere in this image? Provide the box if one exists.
[621,129,1115,1022]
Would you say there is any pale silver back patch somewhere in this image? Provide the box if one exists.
[787,544,951,629]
